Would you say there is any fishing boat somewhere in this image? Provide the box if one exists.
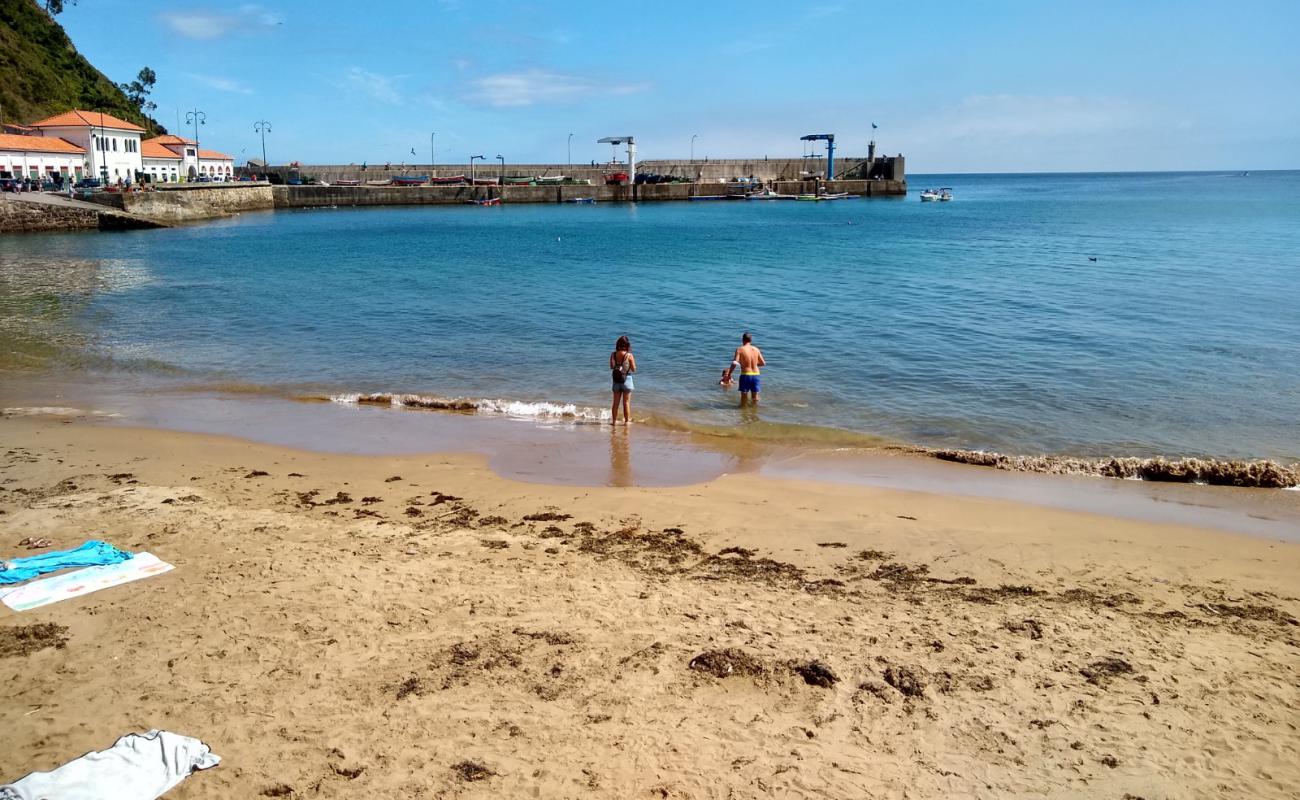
[688,195,727,201]
[332,179,361,187]
[467,197,501,206]
[748,189,795,200]
[563,197,596,204]
[470,178,496,186]
[920,188,953,202]
[502,176,535,185]
[429,175,468,185]
[534,175,566,185]
[391,175,428,186]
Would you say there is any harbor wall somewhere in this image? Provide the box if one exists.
[272,179,906,209]
[0,195,166,233]
[121,183,275,222]
[260,156,905,186]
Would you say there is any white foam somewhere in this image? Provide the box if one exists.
[327,393,610,422]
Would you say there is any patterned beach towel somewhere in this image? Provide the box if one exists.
[0,553,174,612]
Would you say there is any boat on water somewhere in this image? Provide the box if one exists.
[563,197,596,204]
[688,195,727,201]
[391,175,428,186]
[467,197,501,206]
[747,189,796,200]
[920,188,953,202]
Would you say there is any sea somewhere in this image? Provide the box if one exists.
[2,171,1298,480]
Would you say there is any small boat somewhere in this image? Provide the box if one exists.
[332,179,361,186]
[689,195,727,201]
[502,176,535,185]
[920,188,953,202]
[467,197,501,206]
[469,178,496,186]
[534,175,566,185]
[604,171,629,185]
[748,189,795,200]
[563,197,596,204]
[391,175,428,186]
[429,175,468,185]
[364,179,390,186]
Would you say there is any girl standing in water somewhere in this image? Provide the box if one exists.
[609,335,636,424]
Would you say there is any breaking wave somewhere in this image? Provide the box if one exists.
[327,392,611,422]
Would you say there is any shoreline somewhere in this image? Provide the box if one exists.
[1,418,1298,797]
[2,383,1299,540]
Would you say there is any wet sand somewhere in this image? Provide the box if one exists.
[2,417,1298,798]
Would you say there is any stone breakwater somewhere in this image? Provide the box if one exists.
[931,449,1300,489]
[0,196,165,234]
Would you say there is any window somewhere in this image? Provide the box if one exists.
[112,139,118,152]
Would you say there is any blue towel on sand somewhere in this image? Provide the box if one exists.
[0,540,132,585]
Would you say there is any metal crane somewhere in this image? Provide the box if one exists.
[597,135,636,181]
[799,133,835,180]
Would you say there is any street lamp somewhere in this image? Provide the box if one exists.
[469,154,484,186]
[253,120,271,171]
[567,133,573,167]
[496,154,505,185]
[430,132,436,171]
[691,134,697,163]
[186,109,206,181]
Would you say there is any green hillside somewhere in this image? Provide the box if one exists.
[0,0,163,133]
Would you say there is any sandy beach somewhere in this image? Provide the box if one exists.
[1,417,1298,798]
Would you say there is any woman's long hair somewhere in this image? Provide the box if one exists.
[615,335,631,352]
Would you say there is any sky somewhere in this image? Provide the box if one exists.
[53,0,1300,172]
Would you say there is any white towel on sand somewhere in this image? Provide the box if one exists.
[0,730,220,800]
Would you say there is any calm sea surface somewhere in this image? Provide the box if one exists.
[2,171,1298,461]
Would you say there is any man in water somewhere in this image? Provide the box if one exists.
[730,331,766,405]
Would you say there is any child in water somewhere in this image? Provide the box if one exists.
[719,361,740,389]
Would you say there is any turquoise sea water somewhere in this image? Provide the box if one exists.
[2,171,1298,462]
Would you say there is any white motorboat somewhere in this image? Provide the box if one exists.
[920,188,953,202]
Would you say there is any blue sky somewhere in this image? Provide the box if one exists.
[55,0,1299,172]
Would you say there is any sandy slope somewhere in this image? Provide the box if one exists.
[1,419,1297,799]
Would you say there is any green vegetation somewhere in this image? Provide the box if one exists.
[0,0,165,133]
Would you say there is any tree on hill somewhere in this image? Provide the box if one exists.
[43,0,75,15]
[120,67,157,115]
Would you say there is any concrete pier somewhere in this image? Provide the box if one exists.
[272,178,905,210]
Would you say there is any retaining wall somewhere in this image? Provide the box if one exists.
[0,196,165,234]
[273,179,905,209]
[121,184,275,223]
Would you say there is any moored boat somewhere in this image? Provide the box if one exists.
[534,175,566,185]
[332,179,361,186]
[391,175,428,186]
[429,175,468,185]
[467,197,501,206]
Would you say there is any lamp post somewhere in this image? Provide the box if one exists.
[691,134,697,163]
[430,132,436,172]
[469,154,484,186]
[567,132,573,167]
[496,154,505,185]
[186,109,206,181]
[253,120,271,172]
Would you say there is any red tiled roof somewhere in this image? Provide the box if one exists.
[144,134,196,146]
[199,149,233,161]
[30,110,145,132]
[141,140,182,159]
[0,133,86,154]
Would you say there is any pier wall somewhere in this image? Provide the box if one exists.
[272,179,906,209]
[122,184,274,222]
[261,156,905,186]
[0,195,167,233]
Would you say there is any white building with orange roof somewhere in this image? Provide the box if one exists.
[0,133,87,184]
[141,134,234,181]
[28,109,144,183]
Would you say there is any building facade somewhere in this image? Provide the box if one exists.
[0,133,87,183]
[29,110,143,182]
[141,135,234,181]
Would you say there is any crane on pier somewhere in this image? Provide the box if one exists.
[597,136,636,183]
[799,133,835,180]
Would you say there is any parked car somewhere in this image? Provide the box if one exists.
[74,178,103,190]
[41,180,60,191]
[0,178,19,193]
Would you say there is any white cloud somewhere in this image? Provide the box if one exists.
[941,94,1145,138]
[340,68,404,105]
[186,73,255,95]
[465,70,649,108]
[160,5,282,40]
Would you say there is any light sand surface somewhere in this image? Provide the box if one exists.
[1,419,1297,798]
